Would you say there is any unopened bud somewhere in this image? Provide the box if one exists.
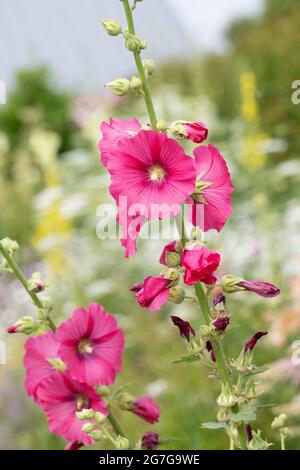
[7,316,35,335]
[0,237,19,254]
[165,251,181,268]
[143,59,156,77]
[199,324,213,338]
[140,40,147,50]
[76,409,95,421]
[161,268,180,286]
[170,121,188,140]
[220,275,244,294]
[216,384,237,408]
[94,412,107,425]
[118,393,134,411]
[187,338,205,354]
[28,272,46,293]
[95,385,110,397]
[88,429,103,441]
[82,422,95,434]
[130,76,143,95]
[125,32,142,53]
[101,19,122,36]
[106,78,130,97]
[115,436,130,450]
[168,286,185,304]
[271,414,288,430]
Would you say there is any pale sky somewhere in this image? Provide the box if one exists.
[166,0,262,51]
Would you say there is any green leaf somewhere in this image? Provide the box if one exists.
[171,354,200,365]
[244,366,269,377]
[200,422,227,430]
[229,405,257,423]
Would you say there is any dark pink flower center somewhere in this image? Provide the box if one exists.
[77,338,93,355]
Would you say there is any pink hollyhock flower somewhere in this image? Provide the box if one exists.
[182,122,208,143]
[65,441,83,451]
[99,117,141,166]
[142,432,160,450]
[56,303,125,387]
[117,205,147,258]
[132,396,160,424]
[244,331,268,353]
[238,280,280,298]
[171,315,195,342]
[23,331,63,400]
[107,130,196,219]
[133,275,171,312]
[159,241,177,266]
[36,371,107,445]
[181,245,221,285]
[190,145,234,232]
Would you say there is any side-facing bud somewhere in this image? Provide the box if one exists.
[106,78,130,97]
[220,275,244,293]
[156,119,168,133]
[125,32,142,52]
[88,429,103,441]
[115,436,130,450]
[82,422,95,434]
[165,251,181,268]
[7,316,36,335]
[76,408,95,421]
[0,237,19,254]
[140,40,147,50]
[130,76,143,95]
[143,59,156,77]
[216,384,237,408]
[28,272,46,293]
[271,413,287,430]
[168,286,185,304]
[118,393,135,411]
[170,121,188,140]
[101,19,122,36]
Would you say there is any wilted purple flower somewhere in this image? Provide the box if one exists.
[238,280,280,298]
[206,341,216,362]
[244,331,268,353]
[213,293,226,307]
[213,316,230,332]
[142,432,160,450]
[171,316,195,342]
[245,424,253,442]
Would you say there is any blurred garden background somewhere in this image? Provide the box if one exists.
[0,0,300,450]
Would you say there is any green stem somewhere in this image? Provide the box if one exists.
[108,408,127,439]
[280,433,286,451]
[121,0,158,129]
[0,243,56,332]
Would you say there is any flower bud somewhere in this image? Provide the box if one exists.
[0,237,19,254]
[165,251,181,268]
[156,119,168,133]
[247,430,272,450]
[125,32,142,52]
[244,331,268,353]
[220,275,244,293]
[94,412,107,425]
[101,19,122,36]
[170,121,188,140]
[7,316,35,335]
[199,325,213,338]
[130,76,143,95]
[76,409,95,421]
[171,316,195,342]
[143,59,156,77]
[161,268,180,285]
[105,78,130,97]
[118,393,135,411]
[88,429,103,441]
[217,407,230,422]
[271,413,287,430]
[216,384,237,408]
[168,286,185,304]
[28,272,46,293]
[280,427,292,439]
[82,422,95,434]
[94,385,110,397]
[140,40,147,50]
[115,436,130,450]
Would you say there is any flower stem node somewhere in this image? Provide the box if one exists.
[216,384,237,408]
[143,59,156,77]
[115,436,130,450]
[101,19,122,36]
[28,272,46,293]
[105,78,130,97]
[247,430,272,450]
[7,316,36,335]
[168,286,185,304]
[76,408,95,421]
[130,76,143,96]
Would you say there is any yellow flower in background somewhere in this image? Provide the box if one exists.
[239,72,268,169]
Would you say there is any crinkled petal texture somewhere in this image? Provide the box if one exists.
[99,118,141,166]
[136,276,170,312]
[107,130,196,220]
[132,396,160,424]
[36,371,107,446]
[182,246,221,285]
[117,206,147,258]
[191,144,234,232]
[24,331,61,400]
[56,303,125,387]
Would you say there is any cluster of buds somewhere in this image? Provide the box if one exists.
[0,237,19,273]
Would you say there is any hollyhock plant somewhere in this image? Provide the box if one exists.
[99,117,141,166]
[36,371,108,445]
[181,245,221,285]
[190,145,234,232]
[133,275,171,312]
[117,206,146,258]
[131,396,160,424]
[106,130,196,219]
[56,303,125,386]
[24,331,64,400]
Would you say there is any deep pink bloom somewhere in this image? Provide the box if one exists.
[159,241,177,266]
[238,280,280,298]
[182,122,208,144]
[244,332,268,353]
[171,316,195,341]
[65,441,83,451]
[23,331,62,400]
[213,316,230,332]
[142,432,160,450]
[56,303,125,387]
[134,276,171,312]
[181,246,221,285]
[107,130,196,220]
[190,145,234,232]
[99,118,141,166]
[132,396,160,424]
[36,372,107,445]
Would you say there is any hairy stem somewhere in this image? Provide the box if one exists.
[0,243,56,332]
[121,0,158,128]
